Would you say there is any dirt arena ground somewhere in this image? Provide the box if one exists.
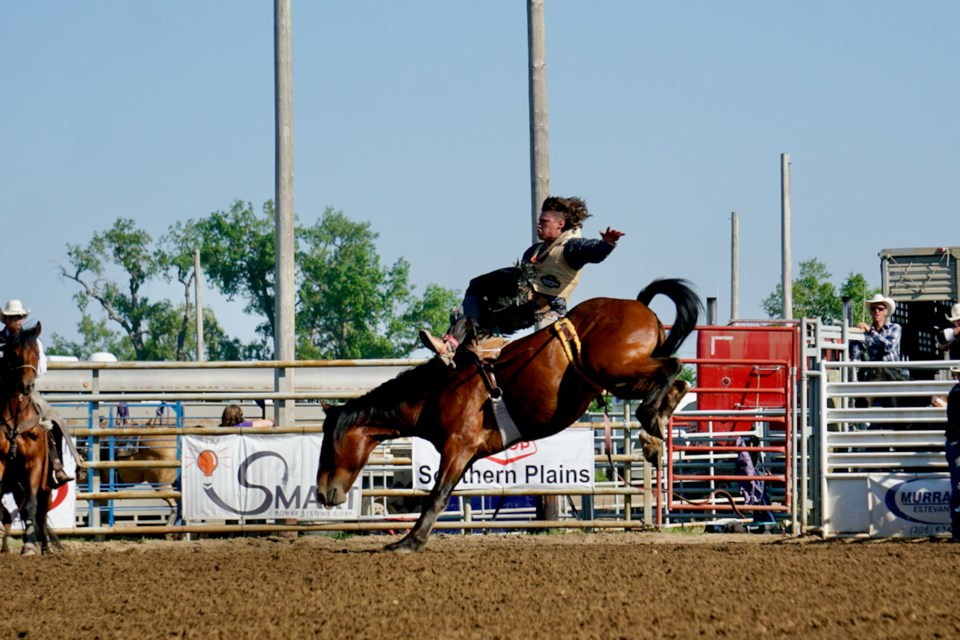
[2,531,959,639]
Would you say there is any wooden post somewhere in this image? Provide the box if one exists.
[194,249,204,363]
[528,0,555,522]
[730,212,739,322]
[781,153,793,319]
[274,0,296,426]
[527,0,549,242]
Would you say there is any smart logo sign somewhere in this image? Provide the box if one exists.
[869,474,952,537]
[413,430,594,491]
[182,434,360,521]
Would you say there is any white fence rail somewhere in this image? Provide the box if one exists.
[816,359,953,537]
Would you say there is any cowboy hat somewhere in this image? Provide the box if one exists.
[946,303,960,323]
[951,365,960,379]
[1,299,29,317]
[864,293,895,315]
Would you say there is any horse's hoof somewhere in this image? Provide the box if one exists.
[20,544,37,557]
[384,538,423,554]
[638,431,663,465]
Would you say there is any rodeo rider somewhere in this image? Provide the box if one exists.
[419,196,625,367]
[0,300,74,487]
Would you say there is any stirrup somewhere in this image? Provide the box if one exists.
[438,346,459,368]
[51,468,74,488]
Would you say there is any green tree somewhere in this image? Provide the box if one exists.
[57,217,230,361]
[839,273,878,325]
[48,316,135,360]
[193,200,276,348]
[59,218,167,359]
[296,208,459,359]
[762,258,879,323]
[58,203,458,361]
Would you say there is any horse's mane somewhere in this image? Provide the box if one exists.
[332,360,449,440]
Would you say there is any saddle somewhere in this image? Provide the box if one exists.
[470,336,510,362]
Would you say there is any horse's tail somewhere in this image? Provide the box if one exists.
[637,278,702,357]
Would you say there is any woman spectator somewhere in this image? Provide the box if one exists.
[219,404,273,428]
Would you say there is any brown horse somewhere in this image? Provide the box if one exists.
[0,323,59,555]
[316,279,701,552]
[100,409,181,528]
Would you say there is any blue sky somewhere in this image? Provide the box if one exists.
[2,2,958,356]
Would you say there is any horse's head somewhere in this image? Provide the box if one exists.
[315,401,384,507]
[2,322,42,397]
[315,363,447,507]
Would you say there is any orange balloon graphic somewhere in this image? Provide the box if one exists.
[197,449,219,476]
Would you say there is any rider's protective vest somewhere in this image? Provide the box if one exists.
[528,229,582,302]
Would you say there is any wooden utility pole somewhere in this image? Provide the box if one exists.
[527,0,549,242]
[274,0,296,424]
[781,153,793,319]
[730,212,739,322]
[527,0,558,523]
[194,248,205,362]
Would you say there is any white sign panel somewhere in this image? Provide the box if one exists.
[869,473,952,538]
[413,430,594,491]
[3,441,77,531]
[182,434,361,521]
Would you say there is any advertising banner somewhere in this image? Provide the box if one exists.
[182,434,361,521]
[868,473,952,537]
[2,441,77,530]
[413,430,595,492]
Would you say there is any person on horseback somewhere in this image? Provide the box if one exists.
[419,196,624,367]
[0,299,74,487]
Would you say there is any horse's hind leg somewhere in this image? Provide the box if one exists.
[608,357,685,463]
[1,508,12,555]
[36,490,61,555]
[642,377,691,439]
[43,521,62,554]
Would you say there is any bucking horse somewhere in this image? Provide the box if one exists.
[316,278,701,552]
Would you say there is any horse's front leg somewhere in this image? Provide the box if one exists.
[19,492,39,556]
[385,445,476,553]
[19,463,46,556]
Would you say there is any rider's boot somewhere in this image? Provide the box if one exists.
[46,425,74,488]
[419,317,474,368]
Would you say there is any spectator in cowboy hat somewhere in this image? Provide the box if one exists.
[0,299,74,486]
[944,365,960,541]
[854,293,902,364]
[936,303,960,360]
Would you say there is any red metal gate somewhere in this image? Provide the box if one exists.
[660,324,798,527]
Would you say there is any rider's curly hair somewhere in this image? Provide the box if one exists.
[541,196,590,230]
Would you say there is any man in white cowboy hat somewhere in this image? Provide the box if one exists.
[0,299,74,486]
[944,365,960,541]
[855,293,902,363]
[936,302,960,358]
